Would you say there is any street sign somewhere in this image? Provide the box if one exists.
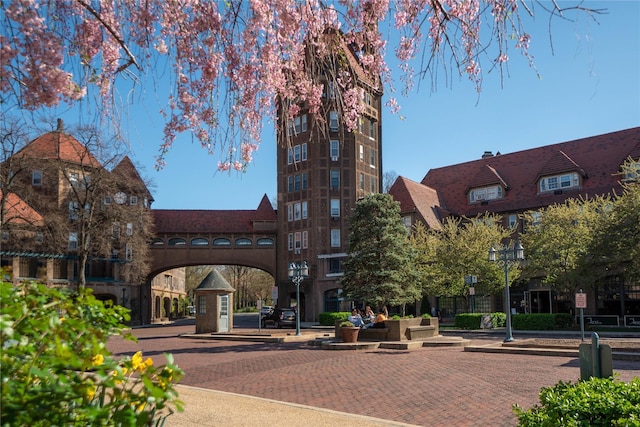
[469,287,475,296]
[576,292,587,309]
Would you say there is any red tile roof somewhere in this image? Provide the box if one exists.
[152,196,277,234]
[112,155,153,200]
[388,176,447,230]
[16,129,102,168]
[0,191,44,226]
[420,127,640,218]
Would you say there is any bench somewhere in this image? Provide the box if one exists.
[358,327,389,341]
[407,325,436,340]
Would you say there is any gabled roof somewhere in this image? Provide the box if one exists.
[0,191,44,226]
[16,121,102,168]
[253,194,277,221]
[388,176,447,230]
[421,127,640,217]
[537,150,587,179]
[112,156,153,200]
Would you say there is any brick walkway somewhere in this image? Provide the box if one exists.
[108,324,640,427]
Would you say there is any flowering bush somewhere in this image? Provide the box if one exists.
[0,278,184,426]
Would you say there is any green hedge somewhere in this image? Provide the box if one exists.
[513,377,640,426]
[318,312,350,326]
[454,312,574,330]
[512,313,574,330]
[454,313,506,329]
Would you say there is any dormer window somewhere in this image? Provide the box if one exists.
[469,185,503,203]
[539,172,579,193]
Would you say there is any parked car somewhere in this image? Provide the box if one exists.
[259,305,274,316]
[261,308,296,328]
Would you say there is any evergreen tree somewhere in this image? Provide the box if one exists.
[341,194,420,311]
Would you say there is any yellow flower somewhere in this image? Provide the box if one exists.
[86,384,96,400]
[91,354,104,366]
[144,357,153,368]
[132,351,143,370]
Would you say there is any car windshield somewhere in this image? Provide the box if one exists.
[282,310,295,316]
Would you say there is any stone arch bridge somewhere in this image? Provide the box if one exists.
[141,196,277,324]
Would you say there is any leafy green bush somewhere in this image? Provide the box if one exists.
[421,313,431,319]
[1,279,184,426]
[454,313,483,329]
[511,313,575,330]
[491,312,506,327]
[318,311,350,326]
[513,377,640,426]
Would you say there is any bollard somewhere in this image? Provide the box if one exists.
[591,332,600,378]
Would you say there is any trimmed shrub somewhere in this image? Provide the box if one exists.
[513,377,640,426]
[454,313,483,329]
[511,313,575,330]
[319,311,350,326]
[491,312,506,328]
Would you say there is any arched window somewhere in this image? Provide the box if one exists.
[213,238,231,246]
[235,238,252,246]
[168,238,186,246]
[257,238,274,246]
[191,238,209,246]
[150,238,164,245]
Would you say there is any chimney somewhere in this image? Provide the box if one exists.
[56,118,64,132]
[482,151,493,159]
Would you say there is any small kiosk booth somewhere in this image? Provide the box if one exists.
[194,270,235,334]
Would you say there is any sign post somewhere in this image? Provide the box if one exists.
[575,289,587,341]
[257,299,262,331]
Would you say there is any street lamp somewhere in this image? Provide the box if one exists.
[288,261,308,336]
[489,242,524,342]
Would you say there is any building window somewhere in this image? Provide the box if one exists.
[330,199,340,217]
[287,176,293,193]
[69,201,79,221]
[294,232,301,251]
[32,170,42,186]
[293,145,301,163]
[370,176,376,193]
[329,258,342,274]
[624,161,640,181]
[294,114,307,134]
[288,233,293,250]
[330,229,341,248]
[257,238,274,246]
[302,231,308,248]
[126,223,133,235]
[68,232,78,250]
[294,174,301,191]
[302,172,308,190]
[301,143,307,161]
[168,238,186,245]
[235,238,252,246]
[68,172,79,188]
[369,148,376,167]
[469,185,503,203]
[112,222,120,238]
[369,120,375,139]
[294,202,301,220]
[508,214,518,228]
[125,243,133,261]
[287,148,293,165]
[359,173,365,190]
[191,238,209,245]
[104,196,112,205]
[330,170,340,189]
[330,140,339,161]
[329,111,339,132]
[539,172,579,192]
[130,195,138,205]
[402,215,411,231]
[198,295,206,314]
[302,201,308,219]
[287,204,293,221]
[213,238,231,246]
[359,144,364,161]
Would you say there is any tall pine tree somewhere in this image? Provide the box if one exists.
[341,194,420,311]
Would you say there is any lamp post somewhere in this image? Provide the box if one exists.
[288,261,308,336]
[489,242,524,342]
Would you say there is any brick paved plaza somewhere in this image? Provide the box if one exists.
[107,323,640,427]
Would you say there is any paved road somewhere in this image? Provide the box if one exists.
[107,323,640,427]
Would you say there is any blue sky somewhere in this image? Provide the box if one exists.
[54,1,640,210]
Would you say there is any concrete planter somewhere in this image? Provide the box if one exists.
[340,327,360,343]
